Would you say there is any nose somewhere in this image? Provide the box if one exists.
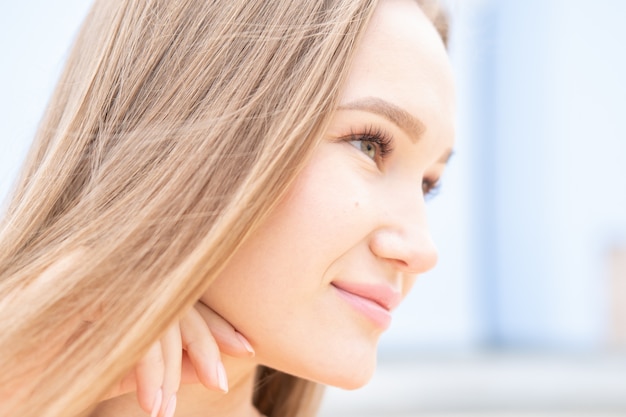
[369,194,438,275]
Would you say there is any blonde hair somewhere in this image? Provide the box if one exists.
[0,1,447,416]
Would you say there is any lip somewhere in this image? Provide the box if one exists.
[331,281,402,329]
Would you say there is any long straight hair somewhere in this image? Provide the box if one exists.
[0,1,447,416]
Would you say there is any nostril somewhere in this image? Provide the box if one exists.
[391,258,410,270]
[403,241,438,274]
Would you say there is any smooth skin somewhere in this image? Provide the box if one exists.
[100,0,455,416]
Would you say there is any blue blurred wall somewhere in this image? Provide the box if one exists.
[468,0,626,349]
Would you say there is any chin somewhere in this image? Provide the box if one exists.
[255,325,382,390]
[293,353,378,390]
[331,368,375,390]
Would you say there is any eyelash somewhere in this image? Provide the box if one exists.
[345,125,393,164]
[344,126,442,199]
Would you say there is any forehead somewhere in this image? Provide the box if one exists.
[339,0,455,143]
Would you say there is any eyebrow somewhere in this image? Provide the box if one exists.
[337,96,426,143]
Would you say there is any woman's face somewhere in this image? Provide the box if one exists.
[201,0,455,389]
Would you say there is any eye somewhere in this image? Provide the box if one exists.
[350,140,379,160]
[422,177,441,200]
[346,126,392,163]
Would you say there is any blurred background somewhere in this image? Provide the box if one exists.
[1,1,625,416]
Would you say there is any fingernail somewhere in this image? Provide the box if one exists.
[235,332,255,356]
[164,394,177,417]
[216,361,228,393]
[150,389,162,417]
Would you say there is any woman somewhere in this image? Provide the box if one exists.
[0,0,454,416]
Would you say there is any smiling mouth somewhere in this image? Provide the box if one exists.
[331,282,401,329]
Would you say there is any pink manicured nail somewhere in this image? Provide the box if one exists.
[150,389,162,417]
[164,394,177,417]
[216,361,228,393]
[235,332,255,355]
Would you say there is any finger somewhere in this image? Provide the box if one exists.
[180,308,228,392]
[194,301,254,357]
[159,322,182,417]
[180,350,202,384]
[134,341,164,416]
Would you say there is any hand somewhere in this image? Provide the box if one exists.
[104,301,254,417]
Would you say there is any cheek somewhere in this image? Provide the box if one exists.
[281,148,378,250]
[231,148,377,295]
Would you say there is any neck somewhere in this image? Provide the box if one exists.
[93,355,261,417]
